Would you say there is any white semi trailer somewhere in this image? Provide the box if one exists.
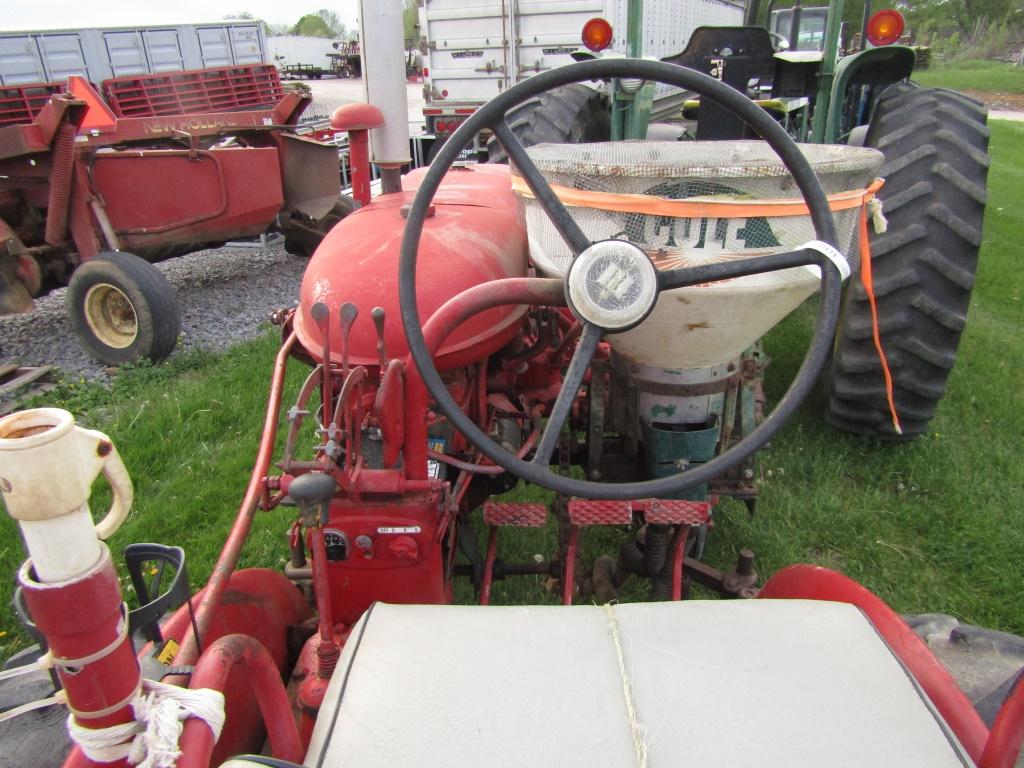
[0,22,267,86]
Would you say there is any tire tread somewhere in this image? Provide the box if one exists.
[825,83,989,439]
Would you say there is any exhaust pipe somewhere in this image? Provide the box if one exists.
[0,408,139,732]
[359,0,411,194]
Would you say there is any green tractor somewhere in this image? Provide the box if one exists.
[497,0,988,442]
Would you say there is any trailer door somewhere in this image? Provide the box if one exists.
[229,25,265,65]
[510,0,606,85]
[34,34,90,83]
[143,29,186,73]
[0,35,49,85]
[422,0,511,100]
[103,31,150,77]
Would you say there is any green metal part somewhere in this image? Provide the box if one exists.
[612,0,652,141]
[642,416,721,501]
[821,44,917,142]
[627,0,643,58]
[810,0,845,143]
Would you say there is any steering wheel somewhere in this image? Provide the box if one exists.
[400,58,842,501]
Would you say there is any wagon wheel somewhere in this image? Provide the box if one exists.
[400,58,843,500]
[68,251,180,365]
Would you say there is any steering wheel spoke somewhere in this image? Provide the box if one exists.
[531,322,603,468]
[490,119,592,257]
[656,247,824,292]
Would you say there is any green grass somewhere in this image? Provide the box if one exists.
[914,59,1024,94]
[2,121,1023,664]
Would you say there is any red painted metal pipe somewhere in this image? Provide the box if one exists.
[404,278,565,480]
[347,130,373,207]
[176,331,297,666]
[759,564,990,762]
[979,672,1024,768]
[20,546,139,733]
[331,103,384,208]
[177,634,304,768]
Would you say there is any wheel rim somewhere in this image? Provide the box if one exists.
[83,283,138,349]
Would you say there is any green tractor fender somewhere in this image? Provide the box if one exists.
[820,45,917,143]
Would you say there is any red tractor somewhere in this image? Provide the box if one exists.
[0,50,1019,768]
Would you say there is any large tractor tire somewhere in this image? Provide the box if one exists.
[825,83,990,439]
[68,251,180,365]
[486,83,610,163]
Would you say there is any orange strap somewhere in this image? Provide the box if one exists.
[856,185,902,435]
[511,175,885,219]
[512,174,901,433]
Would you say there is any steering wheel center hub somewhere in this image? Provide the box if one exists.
[566,240,659,332]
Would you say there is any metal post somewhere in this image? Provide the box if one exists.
[788,2,803,51]
[810,0,845,143]
[618,0,650,141]
[627,0,643,58]
[860,0,873,51]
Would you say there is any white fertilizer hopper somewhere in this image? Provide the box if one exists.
[514,141,884,369]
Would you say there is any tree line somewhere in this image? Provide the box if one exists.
[225,9,357,41]
[227,2,418,43]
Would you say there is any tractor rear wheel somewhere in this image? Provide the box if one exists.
[824,83,990,439]
[68,252,180,365]
[486,83,610,163]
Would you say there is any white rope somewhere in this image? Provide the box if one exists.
[603,603,648,768]
[68,680,225,768]
[0,654,48,683]
[868,197,888,234]
[0,691,65,723]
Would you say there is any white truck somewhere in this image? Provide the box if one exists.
[417,0,746,157]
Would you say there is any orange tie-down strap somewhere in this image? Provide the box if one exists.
[511,174,902,435]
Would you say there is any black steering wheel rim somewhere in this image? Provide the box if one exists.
[399,58,843,500]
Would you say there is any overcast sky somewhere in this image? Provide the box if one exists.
[3,1,361,33]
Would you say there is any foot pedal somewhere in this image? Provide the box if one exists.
[483,502,547,527]
[644,499,711,526]
[567,499,632,526]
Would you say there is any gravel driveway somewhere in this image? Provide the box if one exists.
[0,241,305,381]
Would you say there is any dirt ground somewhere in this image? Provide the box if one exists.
[961,88,1024,110]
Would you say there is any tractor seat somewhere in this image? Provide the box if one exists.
[304,600,973,767]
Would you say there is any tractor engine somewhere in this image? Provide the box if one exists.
[278,163,532,627]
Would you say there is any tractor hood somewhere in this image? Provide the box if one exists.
[295,164,528,370]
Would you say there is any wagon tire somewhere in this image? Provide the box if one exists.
[486,83,610,163]
[824,83,989,439]
[68,252,180,365]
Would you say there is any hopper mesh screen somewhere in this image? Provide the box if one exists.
[512,140,885,277]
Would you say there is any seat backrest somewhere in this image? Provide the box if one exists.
[662,26,778,139]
